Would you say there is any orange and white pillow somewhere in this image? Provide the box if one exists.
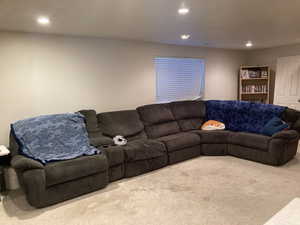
[201,120,225,131]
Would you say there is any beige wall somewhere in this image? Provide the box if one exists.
[246,44,300,103]
[0,31,247,145]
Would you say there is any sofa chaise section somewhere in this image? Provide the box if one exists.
[227,130,299,166]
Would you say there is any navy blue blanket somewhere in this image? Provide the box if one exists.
[205,100,286,134]
[12,113,100,164]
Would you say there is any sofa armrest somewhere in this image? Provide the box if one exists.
[90,136,114,147]
[11,155,44,171]
[271,130,299,140]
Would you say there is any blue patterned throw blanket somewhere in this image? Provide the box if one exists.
[205,100,286,134]
[11,113,100,164]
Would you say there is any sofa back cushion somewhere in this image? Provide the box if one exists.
[169,100,206,131]
[137,103,180,139]
[97,110,146,140]
[78,109,100,132]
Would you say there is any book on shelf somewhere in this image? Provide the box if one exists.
[242,84,268,93]
[240,69,268,79]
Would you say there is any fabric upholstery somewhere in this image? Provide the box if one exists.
[11,113,100,164]
[137,103,180,138]
[192,130,230,143]
[205,100,286,134]
[78,110,100,132]
[272,130,299,140]
[281,108,300,133]
[137,103,176,125]
[170,100,206,131]
[145,121,180,139]
[168,146,200,164]
[123,139,166,162]
[269,138,299,165]
[11,155,44,171]
[102,145,124,166]
[9,131,19,156]
[97,110,146,138]
[157,132,200,152]
[89,135,114,147]
[108,164,125,182]
[125,155,168,177]
[176,118,204,132]
[228,145,277,165]
[201,144,227,156]
[45,154,108,187]
[229,132,271,151]
[23,168,108,208]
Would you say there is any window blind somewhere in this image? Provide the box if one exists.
[155,57,205,103]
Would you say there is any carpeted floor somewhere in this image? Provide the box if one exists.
[1,153,300,225]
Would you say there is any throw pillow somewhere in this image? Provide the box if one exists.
[260,116,289,136]
[201,120,225,131]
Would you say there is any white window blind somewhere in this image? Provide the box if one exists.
[155,57,205,103]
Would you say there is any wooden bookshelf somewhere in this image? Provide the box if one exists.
[239,65,270,104]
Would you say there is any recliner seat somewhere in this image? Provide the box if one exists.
[10,134,109,208]
[137,103,201,164]
[97,110,168,178]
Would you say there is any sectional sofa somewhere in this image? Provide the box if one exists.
[10,100,300,208]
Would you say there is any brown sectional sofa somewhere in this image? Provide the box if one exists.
[9,100,300,208]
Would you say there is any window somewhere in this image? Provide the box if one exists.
[155,57,205,103]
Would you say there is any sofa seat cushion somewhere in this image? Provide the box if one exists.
[45,154,108,187]
[123,140,166,162]
[89,135,114,147]
[157,132,200,152]
[192,130,231,143]
[229,132,271,151]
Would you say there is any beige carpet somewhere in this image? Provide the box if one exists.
[1,154,300,225]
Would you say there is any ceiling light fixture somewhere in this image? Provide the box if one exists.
[181,34,190,40]
[246,41,253,47]
[37,16,50,25]
[178,7,189,15]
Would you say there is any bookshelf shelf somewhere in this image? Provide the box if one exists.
[241,92,268,95]
[239,65,270,104]
[241,78,268,81]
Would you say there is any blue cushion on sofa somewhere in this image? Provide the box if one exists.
[260,117,289,136]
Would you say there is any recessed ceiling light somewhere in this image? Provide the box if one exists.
[181,34,190,40]
[246,41,253,47]
[178,7,189,15]
[37,16,50,25]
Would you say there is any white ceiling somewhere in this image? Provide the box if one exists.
[1,0,300,49]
